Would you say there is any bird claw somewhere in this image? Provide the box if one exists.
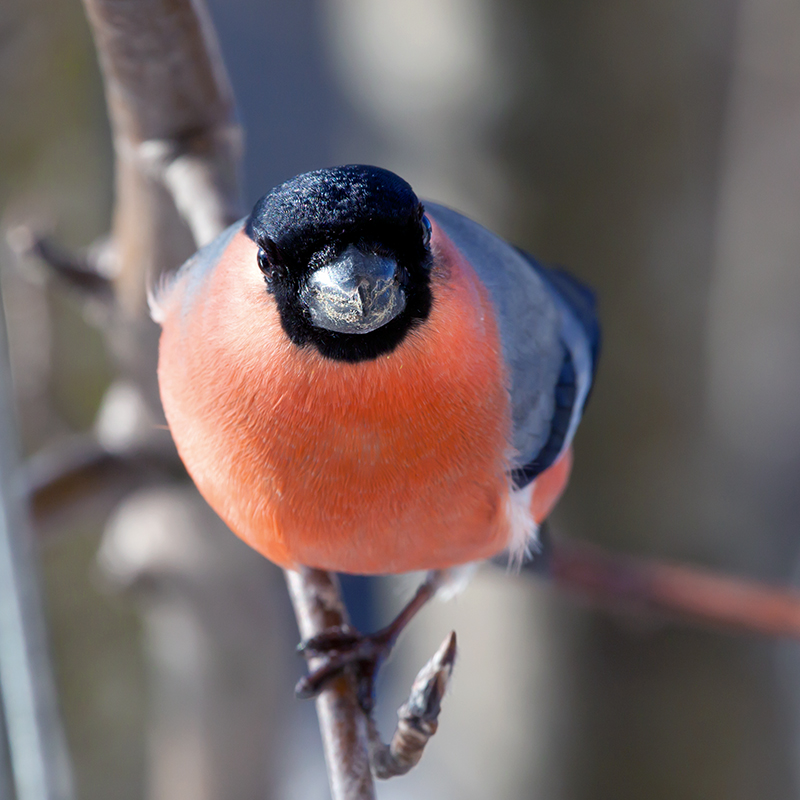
[295,624,396,709]
[296,625,362,656]
[295,575,441,709]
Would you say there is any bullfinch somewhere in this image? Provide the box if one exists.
[154,165,599,692]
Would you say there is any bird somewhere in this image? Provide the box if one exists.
[154,164,599,697]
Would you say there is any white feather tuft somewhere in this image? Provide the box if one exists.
[147,272,175,325]
[504,481,540,571]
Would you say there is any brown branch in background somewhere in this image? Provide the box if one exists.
[6,226,114,302]
[285,568,376,800]
[25,436,183,528]
[549,537,800,638]
[81,0,243,309]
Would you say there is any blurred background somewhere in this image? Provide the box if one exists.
[2,0,800,798]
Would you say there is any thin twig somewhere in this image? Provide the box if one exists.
[367,631,456,779]
[6,226,114,301]
[25,435,183,528]
[549,537,800,638]
[285,568,376,800]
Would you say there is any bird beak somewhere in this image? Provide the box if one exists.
[300,245,406,334]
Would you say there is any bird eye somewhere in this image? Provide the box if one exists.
[257,247,276,292]
[421,214,432,248]
[257,248,271,275]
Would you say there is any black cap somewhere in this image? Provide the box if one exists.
[244,165,433,363]
[246,165,423,265]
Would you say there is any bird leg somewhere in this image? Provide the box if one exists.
[295,570,444,711]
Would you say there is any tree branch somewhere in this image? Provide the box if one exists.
[6,226,114,302]
[285,568,376,800]
[25,435,182,529]
[548,536,800,638]
[367,631,456,779]
[81,0,243,260]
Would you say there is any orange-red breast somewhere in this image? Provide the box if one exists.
[155,165,599,577]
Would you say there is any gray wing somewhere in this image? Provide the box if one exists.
[426,203,597,485]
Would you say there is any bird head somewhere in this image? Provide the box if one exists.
[245,165,434,362]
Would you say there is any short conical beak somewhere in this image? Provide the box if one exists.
[300,245,406,334]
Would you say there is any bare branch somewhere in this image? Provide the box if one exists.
[25,435,182,529]
[81,0,243,315]
[549,537,800,638]
[6,226,113,302]
[285,568,376,800]
[367,631,456,779]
